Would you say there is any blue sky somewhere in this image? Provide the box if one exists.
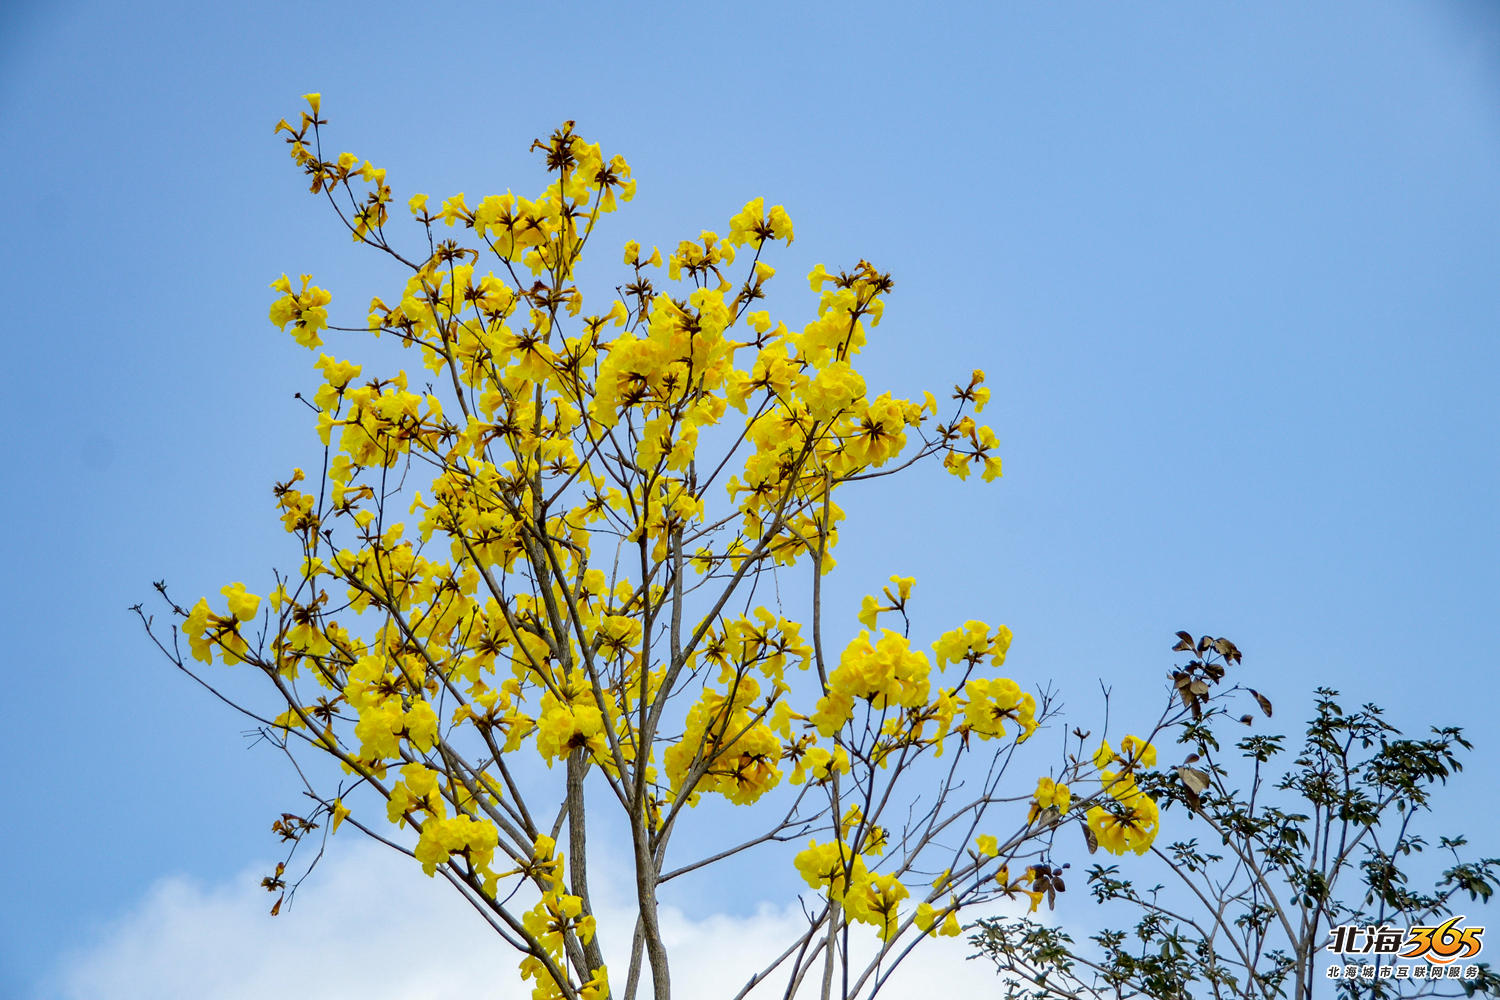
[3,2,1497,997]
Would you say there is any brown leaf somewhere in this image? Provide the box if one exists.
[270,894,284,917]
[1238,713,1254,726]
[1081,820,1098,854]
[1184,753,1200,764]
[1249,688,1273,718]
[1177,766,1210,794]
[1173,631,1195,652]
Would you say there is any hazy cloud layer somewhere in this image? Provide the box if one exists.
[45,842,1009,999]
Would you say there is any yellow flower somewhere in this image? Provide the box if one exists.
[1087,778,1160,856]
[1119,734,1157,768]
[801,360,866,422]
[727,197,765,246]
[219,582,260,622]
[268,273,332,349]
[794,839,867,900]
[962,676,1038,742]
[727,198,794,248]
[933,620,1012,668]
[914,900,963,937]
[1027,777,1071,824]
[843,872,907,940]
[439,192,469,226]
[579,966,610,1000]
[824,630,932,712]
[768,204,794,243]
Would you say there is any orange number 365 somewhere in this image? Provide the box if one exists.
[1402,916,1484,964]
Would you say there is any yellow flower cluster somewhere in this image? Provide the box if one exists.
[663,677,783,806]
[934,619,1013,668]
[962,677,1038,741]
[793,839,908,941]
[268,273,332,348]
[514,837,607,1000]
[811,630,932,735]
[1086,736,1160,855]
[535,669,611,764]
[176,96,1027,993]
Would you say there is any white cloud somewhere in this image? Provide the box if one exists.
[44,842,1012,1000]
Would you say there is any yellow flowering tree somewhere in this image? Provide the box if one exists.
[137,95,1198,1000]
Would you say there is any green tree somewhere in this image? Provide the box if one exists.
[971,634,1499,1000]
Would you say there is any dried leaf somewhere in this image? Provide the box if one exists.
[1173,631,1195,652]
[1177,766,1210,794]
[1081,820,1098,854]
[1249,688,1273,718]
[1238,713,1254,726]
